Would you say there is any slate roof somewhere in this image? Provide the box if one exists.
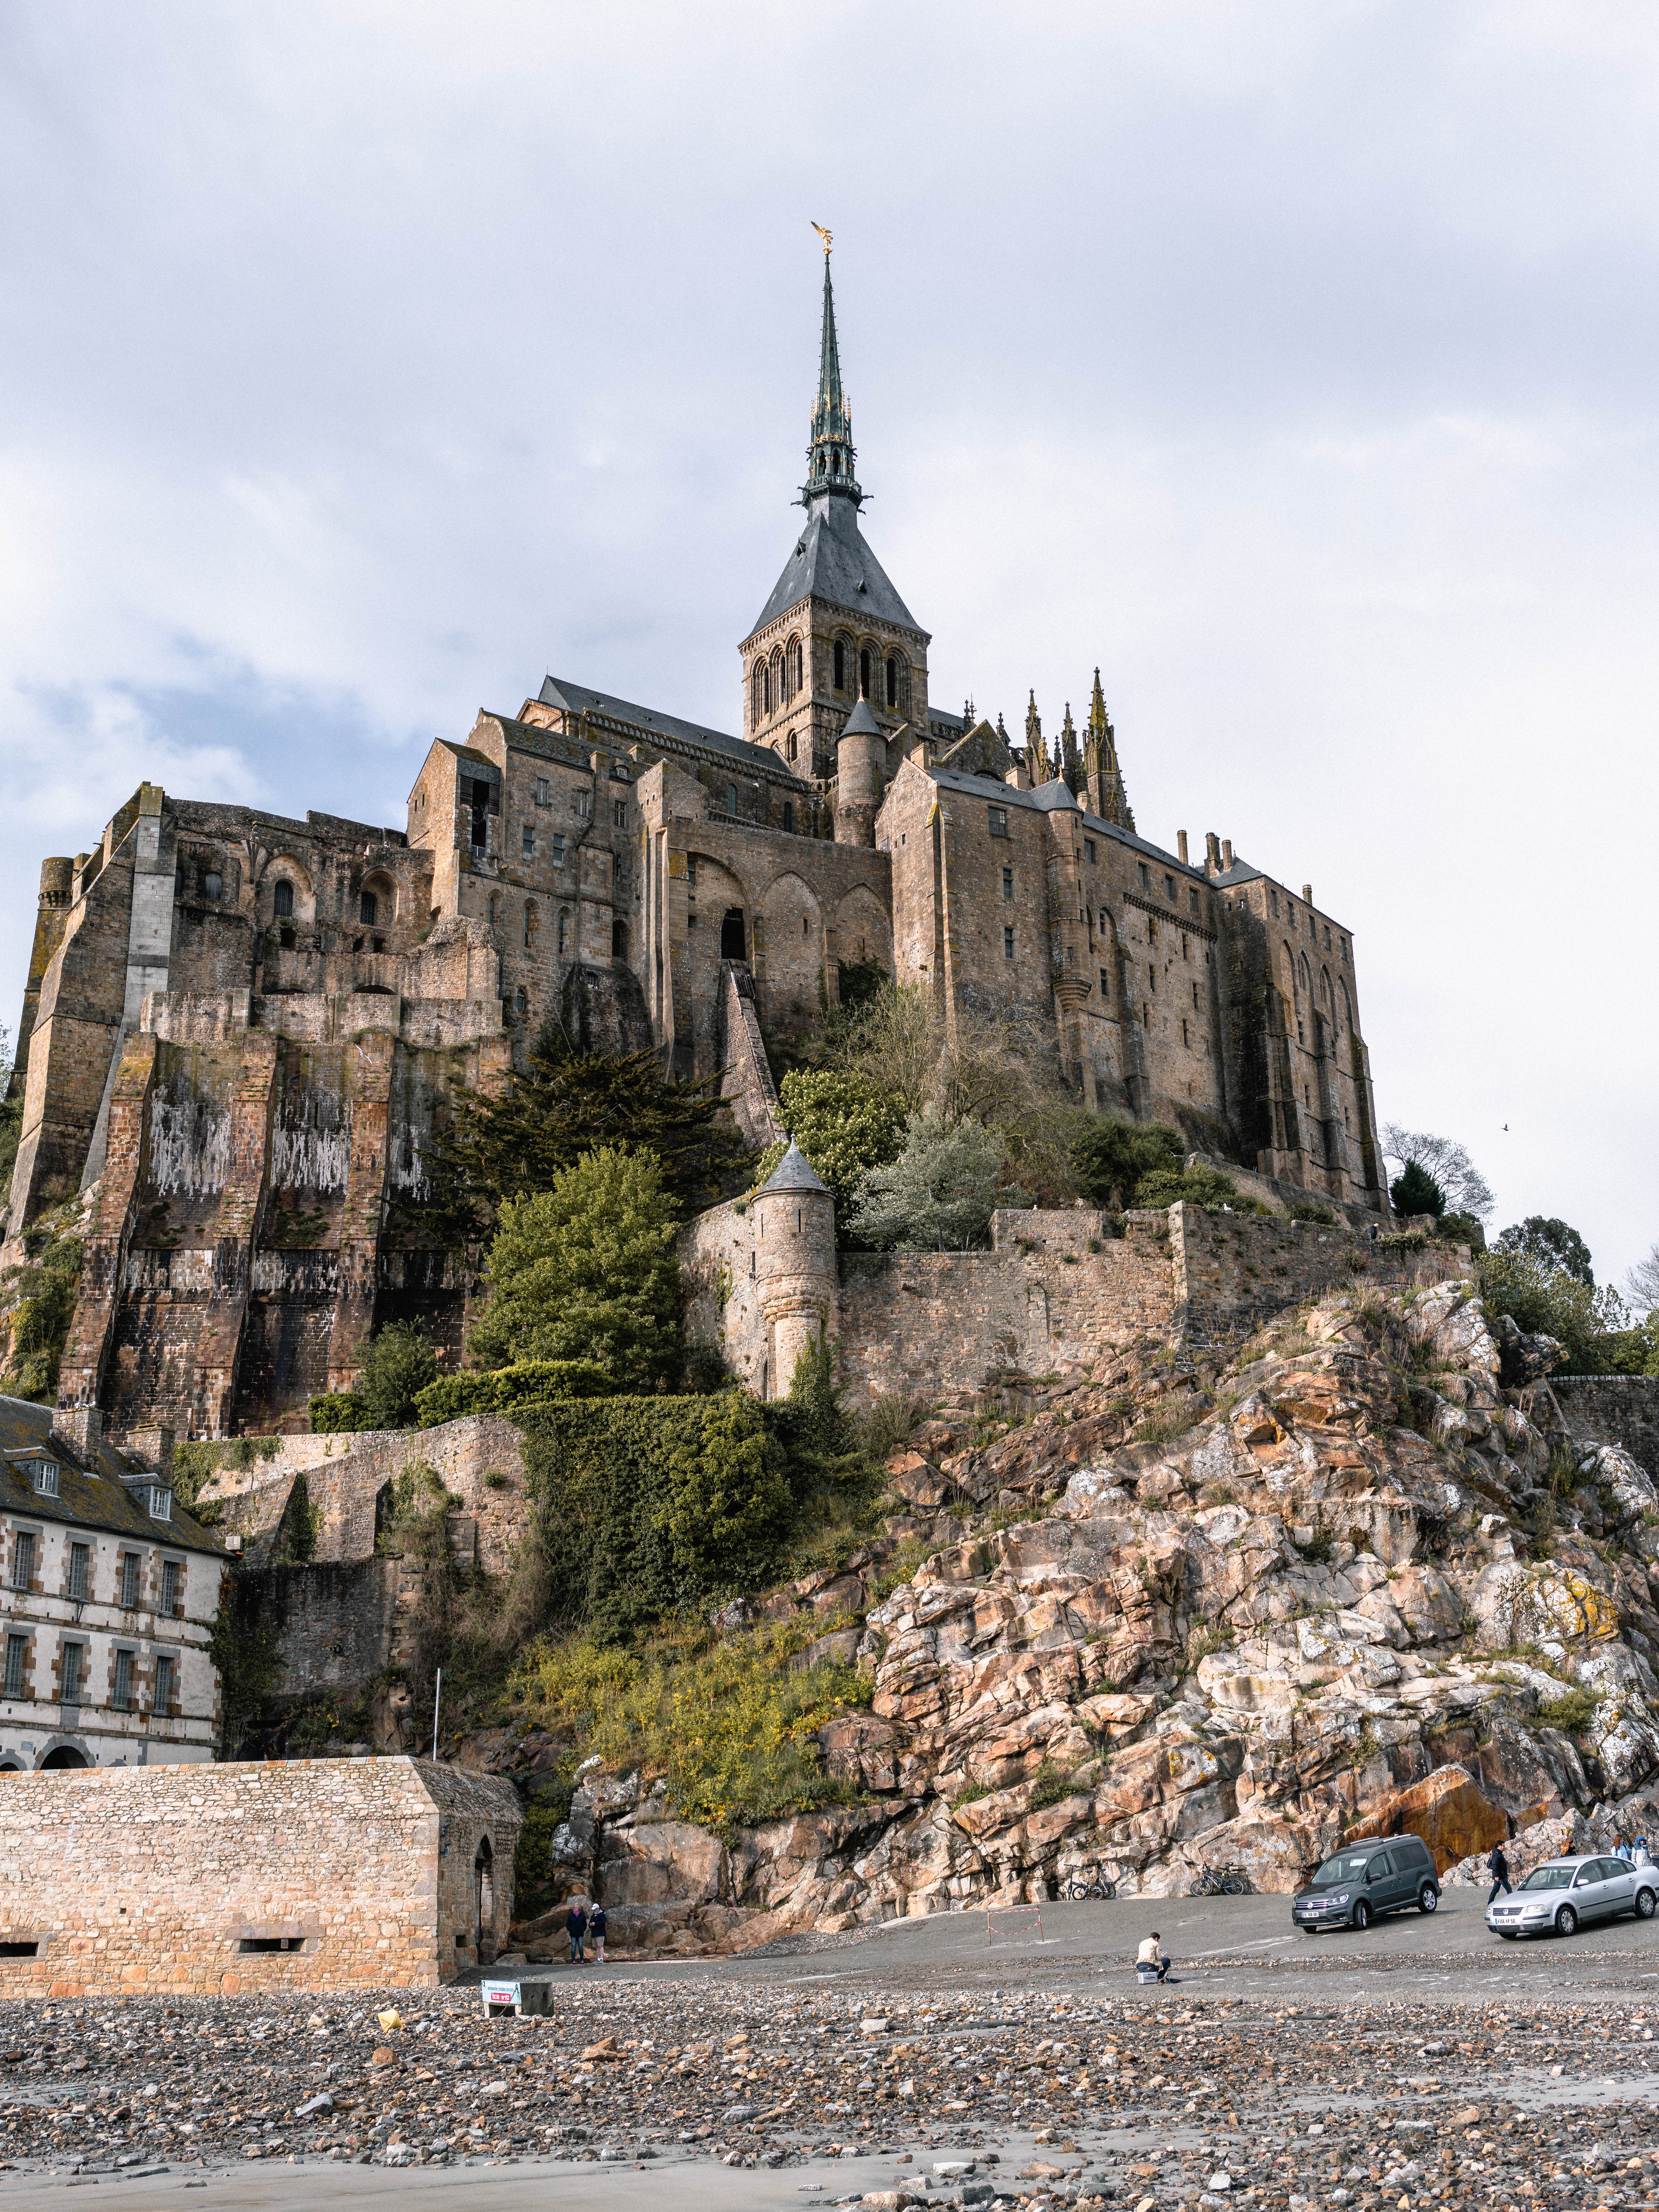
[839,699,883,739]
[760,1139,830,1196]
[537,677,809,787]
[748,494,924,639]
[0,1397,223,1556]
[924,766,1217,885]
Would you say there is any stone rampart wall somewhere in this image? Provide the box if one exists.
[203,1414,531,1573]
[0,1758,520,1996]
[1554,1378,1659,1483]
[836,1214,1175,1406]
[1172,1208,1464,1347]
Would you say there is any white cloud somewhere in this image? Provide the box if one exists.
[0,0,1655,1278]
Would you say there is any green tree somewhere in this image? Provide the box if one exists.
[849,1111,1020,1252]
[468,1146,682,1387]
[1134,1162,1252,1212]
[1382,1124,1493,1219]
[424,1024,748,1235]
[1476,1246,1630,1372]
[355,1321,439,1430]
[1071,1116,1185,1207]
[1496,1216,1595,1286]
[750,1069,905,1228]
[1390,1160,1445,1218]
[1,1229,83,1402]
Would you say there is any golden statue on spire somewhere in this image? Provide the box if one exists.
[811,222,833,256]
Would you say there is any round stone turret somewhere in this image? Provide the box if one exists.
[835,697,886,847]
[752,1137,837,1399]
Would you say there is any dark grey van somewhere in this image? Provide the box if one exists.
[1291,1834,1440,1932]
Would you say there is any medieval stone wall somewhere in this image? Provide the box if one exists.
[0,1758,520,1996]
[1171,1208,1462,1347]
[1554,1378,1659,1485]
[202,1414,532,1573]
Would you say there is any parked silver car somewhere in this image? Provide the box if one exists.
[1487,1854,1659,1938]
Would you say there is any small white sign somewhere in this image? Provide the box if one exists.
[481,1980,520,2008]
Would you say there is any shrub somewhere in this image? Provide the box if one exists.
[1071,1117,1184,1208]
[0,1229,84,1403]
[1535,1686,1596,1734]
[309,1391,370,1434]
[1288,1201,1337,1226]
[414,1359,615,1429]
[469,1146,682,1387]
[355,1322,439,1430]
[1134,1163,1261,1212]
[749,1068,905,1227]
[515,1620,869,1836]
[1027,1760,1086,1811]
[1477,1247,1628,1373]
[849,1110,1020,1251]
[515,1392,797,1639]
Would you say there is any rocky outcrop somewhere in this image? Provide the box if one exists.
[507,1278,1659,1956]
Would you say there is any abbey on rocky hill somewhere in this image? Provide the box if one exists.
[3,250,1386,1438]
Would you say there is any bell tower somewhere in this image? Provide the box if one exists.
[739,236,931,784]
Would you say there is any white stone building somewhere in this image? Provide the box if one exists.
[0,1402,227,1771]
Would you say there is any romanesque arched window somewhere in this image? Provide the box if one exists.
[786,637,801,695]
[771,647,784,708]
[885,655,899,710]
[859,647,871,698]
[752,662,765,727]
[833,640,846,693]
[272,879,294,919]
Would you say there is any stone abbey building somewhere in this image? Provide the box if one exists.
[3,254,1386,1438]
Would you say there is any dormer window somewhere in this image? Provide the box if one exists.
[148,1486,172,1522]
[31,1460,59,1498]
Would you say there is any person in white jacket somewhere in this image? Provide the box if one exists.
[1137,1933,1175,1983]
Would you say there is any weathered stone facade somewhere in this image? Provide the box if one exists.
[0,1400,225,1773]
[0,1757,520,1995]
[4,254,1386,1439]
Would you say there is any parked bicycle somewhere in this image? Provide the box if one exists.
[1189,1863,1251,1896]
[1063,1870,1118,1901]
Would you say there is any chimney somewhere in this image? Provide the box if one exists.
[123,1424,175,1479]
[1205,832,1222,876]
[1302,883,1313,909]
[1221,838,1234,870]
[1176,831,1189,865]
[56,1406,102,1461]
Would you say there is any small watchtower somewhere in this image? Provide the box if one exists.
[751,1138,836,1399]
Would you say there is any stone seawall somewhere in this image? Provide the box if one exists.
[0,1758,521,1996]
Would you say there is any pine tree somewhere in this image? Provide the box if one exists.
[423,1021,749,1235]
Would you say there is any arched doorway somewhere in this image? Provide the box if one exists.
[720,909,747,961]
[474,1836,494,1958]
[39,1745,88,1770]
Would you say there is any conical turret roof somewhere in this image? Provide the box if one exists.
[760,1138,829,1195]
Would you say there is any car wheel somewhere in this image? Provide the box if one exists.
[1637,1887,1657,1920]
[1418,1883,1439,1914]
[1555,1905,1578,1937]
[1351,1899,1371,1931]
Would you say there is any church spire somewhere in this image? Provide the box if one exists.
[803,238,861,506]
[1084,667,1134,830]
[1059,702,1082,794]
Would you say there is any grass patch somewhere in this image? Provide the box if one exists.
[1535,1686,1597,1734]
[1027,1759,1086,1811]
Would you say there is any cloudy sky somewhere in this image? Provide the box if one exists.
[2,1,1655,1283]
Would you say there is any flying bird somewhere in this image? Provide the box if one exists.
[811,222,833,254]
